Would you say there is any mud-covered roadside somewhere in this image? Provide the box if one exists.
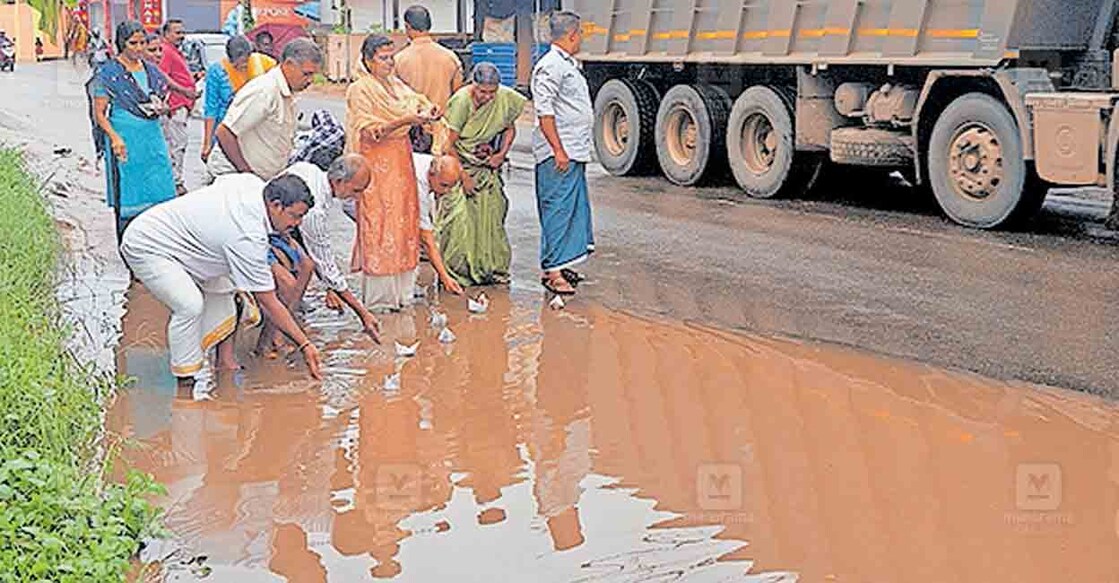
[0,117,163,580]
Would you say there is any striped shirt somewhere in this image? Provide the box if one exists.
[281,162,349,292]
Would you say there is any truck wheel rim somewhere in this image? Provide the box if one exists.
[666,106,698,167]
[948,123,1003,201]
[741,113,777,175]
[602,102,630,157]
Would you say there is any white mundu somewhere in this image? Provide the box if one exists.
[120,174,276,377]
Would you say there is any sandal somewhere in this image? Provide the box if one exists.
[561,269,585,286]
[541,276,576,296]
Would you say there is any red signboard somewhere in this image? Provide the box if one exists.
[140,0,163,31]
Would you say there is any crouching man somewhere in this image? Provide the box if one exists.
[256,154,382,356]
[120,173,322,384]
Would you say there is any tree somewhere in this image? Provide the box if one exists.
[240,0,255,33]
[25,0,77,39]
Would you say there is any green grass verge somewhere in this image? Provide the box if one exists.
[0,148,164,581]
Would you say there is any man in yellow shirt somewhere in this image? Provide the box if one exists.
[394,5,464,153]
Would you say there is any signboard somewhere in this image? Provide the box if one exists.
[220,0,312,34]
[140,0,163,31]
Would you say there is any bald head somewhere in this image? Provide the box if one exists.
[327,154,371,200]
[428,155,463,196]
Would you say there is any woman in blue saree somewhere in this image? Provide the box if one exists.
[89,20,176,240]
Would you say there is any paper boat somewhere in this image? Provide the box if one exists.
[383,372,401,391]
[394,341,420,358]
[439,327,457,344]
[549,295,566,310]
[468,292,490,314]
[429,310,449,329]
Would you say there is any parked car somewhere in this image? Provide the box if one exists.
[185,32,230,118]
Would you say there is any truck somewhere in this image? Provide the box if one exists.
[567,0,1119,229]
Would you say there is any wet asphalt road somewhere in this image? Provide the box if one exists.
[299,93,1119,396]
[4,61,1119,396]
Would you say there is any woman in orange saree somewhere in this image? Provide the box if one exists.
[345,35,441,311]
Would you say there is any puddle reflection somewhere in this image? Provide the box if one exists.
[108,285,1119,581]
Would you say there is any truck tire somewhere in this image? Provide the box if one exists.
[594,79,660,176]
[727,86,819,198]
[928,93,1047,229]
[829,128,914,167]
[655,84,731,186]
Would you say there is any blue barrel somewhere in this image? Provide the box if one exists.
[471,43,517,86]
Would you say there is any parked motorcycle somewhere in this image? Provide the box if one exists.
[0,40,15,72]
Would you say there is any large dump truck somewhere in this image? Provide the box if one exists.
[567,0,1119,229]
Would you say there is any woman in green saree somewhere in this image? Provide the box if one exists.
[439,62,528,286]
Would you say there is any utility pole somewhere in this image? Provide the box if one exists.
[340,0,352,80]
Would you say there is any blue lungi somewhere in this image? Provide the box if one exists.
[535,160,594,271]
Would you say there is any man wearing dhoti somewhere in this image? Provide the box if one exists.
[119,174,323,383]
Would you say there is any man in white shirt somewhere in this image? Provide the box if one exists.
[342,153,466,297]
[532,11,595,297]
[254,155,382,356]
[208,38,323,180]
[120,174,322,384]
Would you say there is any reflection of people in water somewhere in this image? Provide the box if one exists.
[433,293,523,524]
[269,522,327,581]
[330,310,453,578]
[529,305,594,551]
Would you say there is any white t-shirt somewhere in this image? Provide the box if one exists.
[413,153,436,232]
[281,162,350,292]
[120,174,276,292]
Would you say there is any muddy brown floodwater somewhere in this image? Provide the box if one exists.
[107,284,1119,582]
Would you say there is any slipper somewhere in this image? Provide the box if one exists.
[561,269,585,286]
[541,277,576,296]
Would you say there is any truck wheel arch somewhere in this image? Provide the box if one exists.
[912,69,1053,185]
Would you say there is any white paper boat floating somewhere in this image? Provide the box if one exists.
[383,372,401,391]
[438,327,457,344]
[468,292,490,314]
[549,295,566,310]
[394,341,420,358]
[429,310,448,329]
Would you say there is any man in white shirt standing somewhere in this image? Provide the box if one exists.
[255,154,382,356]
[532,11,595,297]
[120,174,323,385]
[208,38,323,180]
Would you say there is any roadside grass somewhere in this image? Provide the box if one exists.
[0,148,164,581]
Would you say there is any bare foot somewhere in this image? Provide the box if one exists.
[216,358,242,372]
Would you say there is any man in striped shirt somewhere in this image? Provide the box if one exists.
[255,154,381,356]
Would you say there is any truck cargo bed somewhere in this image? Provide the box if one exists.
[571,0,1112,67]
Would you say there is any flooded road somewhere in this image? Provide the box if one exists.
[109,285,1119,582]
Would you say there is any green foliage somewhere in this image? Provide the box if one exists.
[0,453,167,581]
[240,0,256,33]
[25,0,61,39]
[0,149,165,581]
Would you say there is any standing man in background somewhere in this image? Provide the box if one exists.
[158,19,200,195]
[531,11,595,297]
[255,30,276,59]
[394,5,464,153]
[208,38,324,180]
